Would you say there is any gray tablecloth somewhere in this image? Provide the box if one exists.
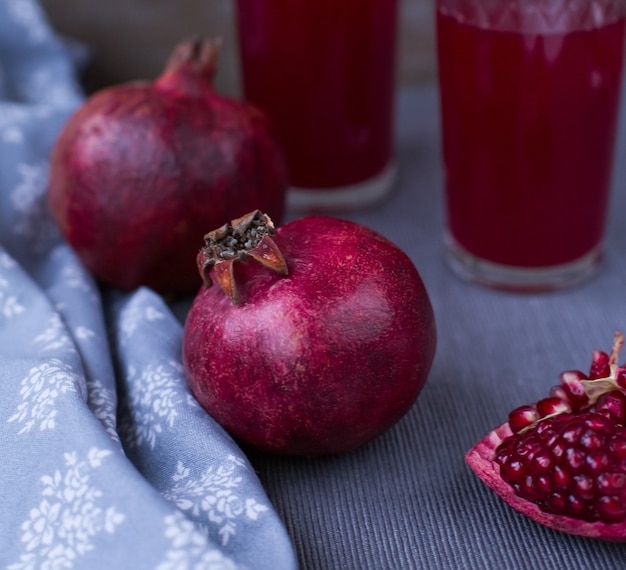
[251,84,626,569]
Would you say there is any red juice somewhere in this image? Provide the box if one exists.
[437,7,626,268]
[236,0,397,190]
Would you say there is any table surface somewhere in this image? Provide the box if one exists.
[241,84,626,570]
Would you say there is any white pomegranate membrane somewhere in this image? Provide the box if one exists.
[467,332,626,539]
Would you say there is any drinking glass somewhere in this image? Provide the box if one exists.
[437,0,626,291]
[235,0,399,213]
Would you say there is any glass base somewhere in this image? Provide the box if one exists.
[286,162,397,214]
[446,236,603,293]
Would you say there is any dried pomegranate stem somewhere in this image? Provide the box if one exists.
[196,210,288,304]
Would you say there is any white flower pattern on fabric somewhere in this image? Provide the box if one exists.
[119,293,166,338]
[157,511,244,570]
[87,379,120,445]
[0,257,25,316]
[7,448,125,570]
[8,359,86,433]
[163,456,269,546]
[0,253,20,315]
[11,161,59,253]
[119,360,184,449]
[34,313,77,354]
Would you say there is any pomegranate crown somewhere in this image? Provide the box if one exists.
[155,37,222,97]
[196,210,288,304]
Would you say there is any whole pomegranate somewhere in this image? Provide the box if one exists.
[467,332,626,540]
[48,38,286,295]
[182,210,437,456]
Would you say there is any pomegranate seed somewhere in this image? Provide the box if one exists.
[610,437,626,458]
[515,436,540,460]
[508,405,539,433]
[495,412,626,523]
[551,370,589,411]
[567,494,587,518]
[564,447,586,474]
[530,450,553,475]
[586,452,610,475]
[559,370,587,396]
[536,396,571,418]
[572,474,595,501]
[580,429,607,450]
[584,414,614,431]
[616,368,626,390]
[597,473,626,493]
[594,391,626,424]
[560,421,585,444]
[545,492,566,514]
[535,475,552,495]
[519,475,541,502]
[590,350,611,379]
[552,465,571,489]
[596,496,626,523]
[551,441,566,459]
[501,459,525,484]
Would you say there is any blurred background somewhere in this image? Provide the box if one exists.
[39,0,436,96]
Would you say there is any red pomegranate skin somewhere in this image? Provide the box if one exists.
[47,41,286,295]
[182,216,437,456]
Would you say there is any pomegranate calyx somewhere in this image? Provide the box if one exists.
[155,37,222,97]
[196,210,288,303]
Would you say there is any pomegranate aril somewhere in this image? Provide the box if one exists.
[609,437,626,458]
[597,496,626,523]
[564,447,587,474]
[586,452,610,475]
[594,391,626,424]
[536,396,571,417]
[616,368,626,390]
[572,474,595,501]
[545,492,566,514]
[508,405,538,433]
[515,436,541,459]
[590,350,611,379]
[560,421,585,444]
[552,464,571,489]
[519,475,542,502]
[535,475,552,495]
[559,370,589,411]
[551,441,566,460]
[567,494,587,518]
[495,412,626,523]
[580,429,607,450]
[597,473,626,493]
[501,459,525,484]
[530,450,553,475]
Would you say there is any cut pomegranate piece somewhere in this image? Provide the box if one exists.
[467,332,626,540]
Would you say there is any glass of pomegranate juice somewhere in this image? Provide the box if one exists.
[235,0,398,213]
[436,0,626,291]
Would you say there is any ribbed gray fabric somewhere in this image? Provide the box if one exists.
[245,85,626,569]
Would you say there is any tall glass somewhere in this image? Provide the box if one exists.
[235,0,398,213]
[436,0,626,291]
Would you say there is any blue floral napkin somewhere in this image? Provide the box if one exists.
[0,2,297,568]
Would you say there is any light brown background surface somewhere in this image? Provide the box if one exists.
[39,0,436,95]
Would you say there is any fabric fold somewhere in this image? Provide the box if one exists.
[0,1,297,568]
